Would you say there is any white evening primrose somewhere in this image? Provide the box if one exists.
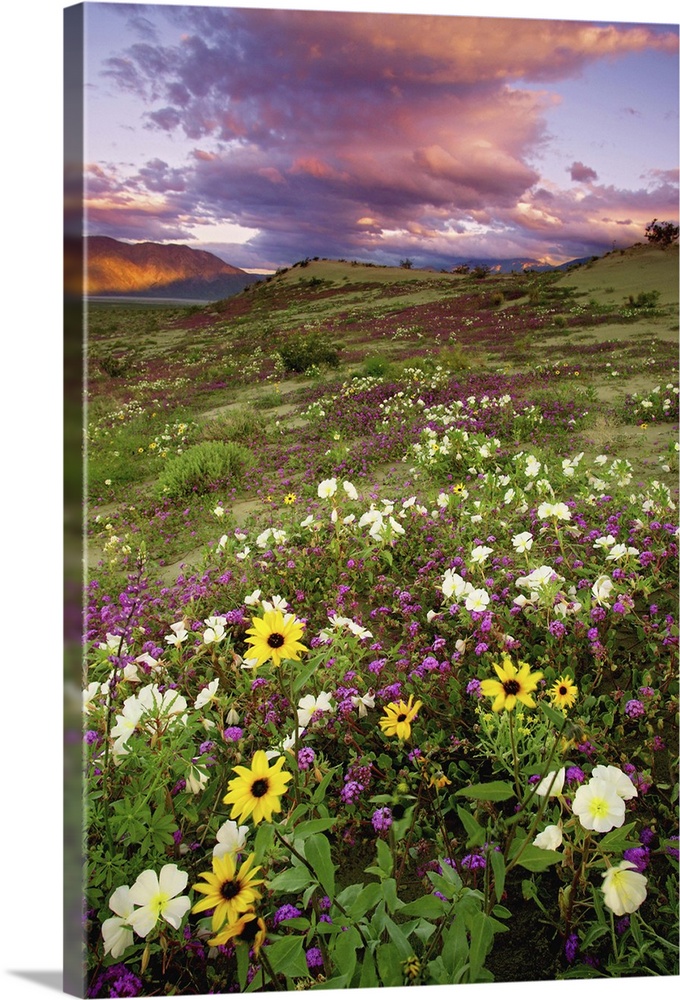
[194,679,219,711]
[512,531,533,553]
[534,768,565,798]
[102,885,135,958]
[244,589,262,606]
[533,824,563,851]
[262,595,289,613]
[601,862,648,916]
[297,692,335,727]
[343,480,359,500]
[317,478,338,499]
[572,778,626,833]
[351,693,375,717]
[591,764,638,800]
[591,575,614,606]
[470,545,493,565]
[213,820,249,858]
[465,588,490,613]
[442,569,473,600]
[165,621,189,647]
[127,864,191,937]
[186,764,210,795]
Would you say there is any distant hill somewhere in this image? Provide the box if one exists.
[443,256,587,274]
[82,236,262,299]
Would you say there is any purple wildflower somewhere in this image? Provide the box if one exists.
[273,904,302,926]
[564,933,579,964]
[461,853,486,870]
[624,699,645,719]
[371,807,393,832]
[306,947,324,969]
[223,726,243,741]
[622,847,650,872]
[466,678,482,698]
[340,780,364,804]
[566,766,585,786]
[297,747,315,771]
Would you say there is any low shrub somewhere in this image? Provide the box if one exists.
[155,440,253,499]
[626,290,660,310]
[278,332,341,373]
[198,407,267,444]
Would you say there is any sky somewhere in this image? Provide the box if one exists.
[75,0,679,270]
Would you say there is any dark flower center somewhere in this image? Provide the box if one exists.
[239,917,261,943]
[502,679,521,695]
[221,879,242,900]
[397,713,408,722]
[251,778,269,798]
[268,633,285,649]
[559,685,568,696]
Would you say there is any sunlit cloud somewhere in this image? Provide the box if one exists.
[85,6,679,267]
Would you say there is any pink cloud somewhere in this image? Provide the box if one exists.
[89,7,678,267]
[569,161,599,183]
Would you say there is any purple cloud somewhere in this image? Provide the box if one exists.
[569,161,599,183]
[87,7,679,267]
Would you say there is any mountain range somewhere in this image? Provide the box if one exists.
[82,236,263,299]
[73,236,594,302]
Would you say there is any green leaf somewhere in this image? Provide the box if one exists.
[456,805,486,847]
[253,820,275,863]
[304,833,336,897]
[267,865,314,893]
[597,821,639,853]
[382,877,402,914]
[264,935,310,980]
[399,894,447,919]
[512,843,563,872]
[292,818,337,840]
[455,780,515,802]
[292,657,324,695]
[236,941,250,992]
[374,836,394,876]
[375,940,403,985]
[538,700,569,730]
[329,926,361,983]
[382,913,413,959]
[359,953,379,988]
[316,975,350,990]
[467,911,496,982]
[347,882,383,919]
[311,766,338,805]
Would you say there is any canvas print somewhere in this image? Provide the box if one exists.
[65,1,680,996]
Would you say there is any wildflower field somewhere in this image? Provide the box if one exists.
[78,243,679,996]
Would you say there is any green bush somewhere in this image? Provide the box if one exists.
[361,354,393,378]
[626,290,660,310]
[199,408,267,444]
[278,333,340,373]
[155,440,253,499]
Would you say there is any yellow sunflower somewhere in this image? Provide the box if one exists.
[379,694,423,740]
[549,675,578,710]
[479,654,543,713]
[244,609,308,668]
[191,852,263,933]
[223,749,293,825]
[208,910,267,953]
